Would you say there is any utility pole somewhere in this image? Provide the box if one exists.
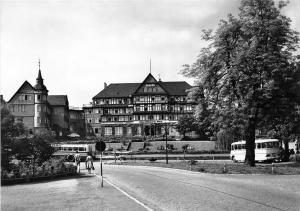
[165,123,168,164]
[100,151,103,187]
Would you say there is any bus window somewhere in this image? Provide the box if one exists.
[261,143,266,148]
[231,145,234,150]
[79,147,85,151]
[257,143,261,149]
[68,147,73,151]
[266,142,273,148]
[241,144,245,149]
[234,145,238,150]
[73,147,78,151]
[273,142,279,148]
[238,145,241,150]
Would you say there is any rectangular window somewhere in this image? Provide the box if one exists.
[25,95,28,100]
[115,127,123,136]
[17,117,23,122]
[137,126,141,135]
[127,127,132,135]
[37,95,41,100]
[37,117,41,123]
[95,128,99,134]
[104,127,112,136]
[257,143,261,149]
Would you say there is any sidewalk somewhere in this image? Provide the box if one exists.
[1,167,147,211]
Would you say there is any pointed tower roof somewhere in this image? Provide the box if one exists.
[34,59,48,91]
[37,69,43,80]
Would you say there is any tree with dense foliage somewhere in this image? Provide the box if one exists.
[181,0,300,166]
[1,106,55,173]
[1,107,24,171]
[176,115,198,138]
[13,137,55,175]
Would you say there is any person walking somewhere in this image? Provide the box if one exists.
[85,153,94,174]
[74,151,81,173]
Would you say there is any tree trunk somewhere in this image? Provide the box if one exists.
[283,139,290,162]
[244,118,256,166]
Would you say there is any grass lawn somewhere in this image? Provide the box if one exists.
[108,160,300,175]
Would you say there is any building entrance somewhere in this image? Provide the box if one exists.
[144,125,155,136]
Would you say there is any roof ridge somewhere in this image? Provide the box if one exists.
[109,82,140,85]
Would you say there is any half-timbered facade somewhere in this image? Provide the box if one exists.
[83,73,194,141]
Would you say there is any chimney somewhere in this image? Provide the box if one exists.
[104,82,107,89]
[158,74,162,82]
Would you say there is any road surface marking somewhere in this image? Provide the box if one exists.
[94,174,154,211]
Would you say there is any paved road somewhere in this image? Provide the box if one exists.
[2,162,300,211]
[101,163,300,211]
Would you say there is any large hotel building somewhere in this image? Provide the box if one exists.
[83,73,195,141]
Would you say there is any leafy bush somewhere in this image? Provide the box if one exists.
[198,168,206,172]
[3,157,75,179]
[188,160,198,165]
[149,157,157,162]
[120,156,127,161]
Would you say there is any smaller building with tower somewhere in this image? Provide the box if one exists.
[6,63,74,136]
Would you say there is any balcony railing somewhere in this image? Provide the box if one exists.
[82,104,93,107]
[69,106,83,110]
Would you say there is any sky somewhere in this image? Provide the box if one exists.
[1,0,300,107]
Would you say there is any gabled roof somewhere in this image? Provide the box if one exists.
[92,81,192,99]
[8,81,35,103]
[93,83,140,99]
[159,81,192,96]
[48,95,69,106]
[133,73,169,95]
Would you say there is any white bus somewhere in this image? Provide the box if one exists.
[230,139,280,162]
[52,144,96,159]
